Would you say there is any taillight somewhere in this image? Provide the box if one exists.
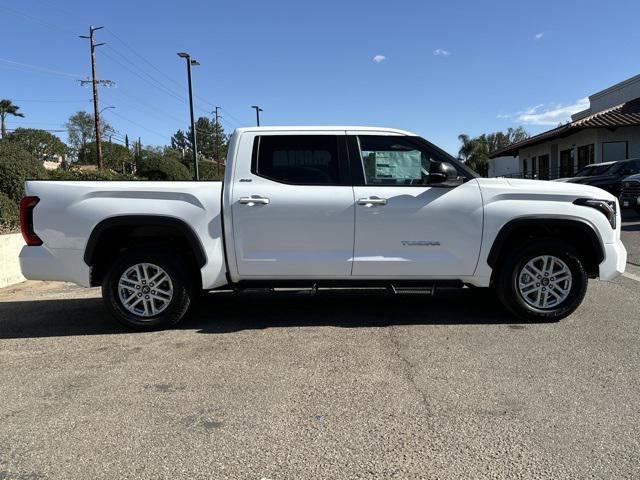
[19,196,43,246]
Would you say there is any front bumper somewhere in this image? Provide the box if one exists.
[599,239,627,281]
[19,246,91,287]
[620,195,640,209]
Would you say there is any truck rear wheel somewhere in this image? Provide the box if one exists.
[496,239,588,322]
[102,248,194,330]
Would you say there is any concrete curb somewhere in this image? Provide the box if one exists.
[0,233,26,289]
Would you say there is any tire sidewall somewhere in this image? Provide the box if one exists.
[498,240,588,321]
[102,249,193,329]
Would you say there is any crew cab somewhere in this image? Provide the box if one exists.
[19,126,627,329]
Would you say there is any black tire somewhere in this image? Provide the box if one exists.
[102,248,195,330]
[496,239,588,322]
[634,207,640,216]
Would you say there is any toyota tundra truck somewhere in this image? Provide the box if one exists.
[18,126,627,329]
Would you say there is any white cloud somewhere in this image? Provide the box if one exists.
[372,54,386,63]
[506,98,590,126]
[433,48,451,56]
[534,32,545,40]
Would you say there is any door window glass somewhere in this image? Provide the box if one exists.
[577,144,594,170]
[254,135,340,185]
[538,154,550,180]
[560,149,574,177]
[357,136,434,185]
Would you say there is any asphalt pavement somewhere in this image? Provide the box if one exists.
[0,215,638,479]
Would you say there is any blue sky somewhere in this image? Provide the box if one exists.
[1,0,639,155]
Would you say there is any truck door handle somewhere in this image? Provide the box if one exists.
[239,196,270,206]
[357,197,387,207]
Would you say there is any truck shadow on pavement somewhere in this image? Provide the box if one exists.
[0,288,534,339]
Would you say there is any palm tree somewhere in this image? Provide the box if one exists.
[0,99,24,139]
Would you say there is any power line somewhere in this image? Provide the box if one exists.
[6,128,66,133]
[13,99,92,103]
[105,28,189,92]
[0,5,76,36]
[99,48,188,104]
[0,58,82,79]
[104,110,168,141]
[104,27,243,126]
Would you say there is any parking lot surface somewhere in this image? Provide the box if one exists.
[0,215,638,480]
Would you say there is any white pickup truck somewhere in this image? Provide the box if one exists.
[19,126,627,329]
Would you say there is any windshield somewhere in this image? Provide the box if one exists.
[575,164,613,177]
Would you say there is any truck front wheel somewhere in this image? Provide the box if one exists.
[496,239,588,322]
[102,249,194,330]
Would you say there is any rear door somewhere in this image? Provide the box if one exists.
[349,133,483,277]
[230,131,355,278]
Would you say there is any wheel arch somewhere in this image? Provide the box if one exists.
[487,217,605,278]
[84,215,207,287]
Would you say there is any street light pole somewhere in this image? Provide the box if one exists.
[251,105,263,126]
[178,52,200,180]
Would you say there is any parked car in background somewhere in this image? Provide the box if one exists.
[620,173,640,214]
[558,158,640,197]
[553,161,616,183]
[19,126,626,329]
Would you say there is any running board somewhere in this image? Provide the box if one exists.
[389,284,435,295]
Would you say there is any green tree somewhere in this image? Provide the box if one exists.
[0,99,24,138]
[65,111,113,162]
[212,121,229,164]
[5,128,67,160]
[458,128,530,177]
[170,129,188,152]
[138,155,191,181]
[79,141,132,171]
[0,141,48,201]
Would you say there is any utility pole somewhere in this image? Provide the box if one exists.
[125,134,130,174]
[214,106,221,176]
[251,105,263,126]
[79,26,112,170]
[177,52,200,180]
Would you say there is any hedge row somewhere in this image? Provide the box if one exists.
[0,141,224,231]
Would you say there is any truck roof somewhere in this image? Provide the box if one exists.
[232,126,419,136]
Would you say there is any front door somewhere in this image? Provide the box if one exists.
[349,134,483,277]
[230,132,355,278]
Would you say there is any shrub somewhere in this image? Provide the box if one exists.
[48,169,138,181]
[0,141,48,201]
[0,192,19,233]
[138,157,191,181]
[192,160,224,181]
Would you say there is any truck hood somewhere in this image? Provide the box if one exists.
[476,177,616,201]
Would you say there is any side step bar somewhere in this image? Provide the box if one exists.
[389,285,435,295]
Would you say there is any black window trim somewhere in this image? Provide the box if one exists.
[346,134,476,187]
[251,134,351,187]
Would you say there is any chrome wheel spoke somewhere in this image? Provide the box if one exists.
[517,255,572,310]
[118,263,173,318]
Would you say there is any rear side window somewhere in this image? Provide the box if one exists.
[253,135,340,185]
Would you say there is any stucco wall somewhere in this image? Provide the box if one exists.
[488,155,519,177]
[518,126,640,177]
[0,233,26,289]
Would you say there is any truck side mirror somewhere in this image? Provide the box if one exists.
[429,161,459,185]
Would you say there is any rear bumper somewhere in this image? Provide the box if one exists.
[19,246,91,287]
[599,239,627,281]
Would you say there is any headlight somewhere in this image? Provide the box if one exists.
[574,198,617,229]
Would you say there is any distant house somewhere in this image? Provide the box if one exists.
[489,74,640,179]
[42,154,65,171]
